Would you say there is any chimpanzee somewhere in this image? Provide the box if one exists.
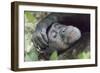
[32,13,90,60]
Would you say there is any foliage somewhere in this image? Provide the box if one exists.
[25,12,36,23]
[24,11,49,61]
[25,47,38,61]
[50,51,58,60]
[77,51,90,59]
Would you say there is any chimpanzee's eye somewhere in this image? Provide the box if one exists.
[62,30,65,32]
[62,27,67,33]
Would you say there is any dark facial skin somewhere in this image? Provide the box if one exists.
[48,23,81,51]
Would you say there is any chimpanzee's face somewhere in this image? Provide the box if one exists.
[48,23,81,50]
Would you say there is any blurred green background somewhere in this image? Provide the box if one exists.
[24,11,49,61]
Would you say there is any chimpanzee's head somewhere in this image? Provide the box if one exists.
[47,23,81,51]
[32,22,81,53]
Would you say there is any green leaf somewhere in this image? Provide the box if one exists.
[78,51,90,59]
[50,51,58,60]
[25,12,36,23]
[29,49,38,61]
[25,53,32,61]
[25,49,38,61]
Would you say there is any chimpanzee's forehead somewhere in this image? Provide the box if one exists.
[46,23,58,36]
[46,23,68,36]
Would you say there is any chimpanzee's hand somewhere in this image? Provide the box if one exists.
[32,28,48,49]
